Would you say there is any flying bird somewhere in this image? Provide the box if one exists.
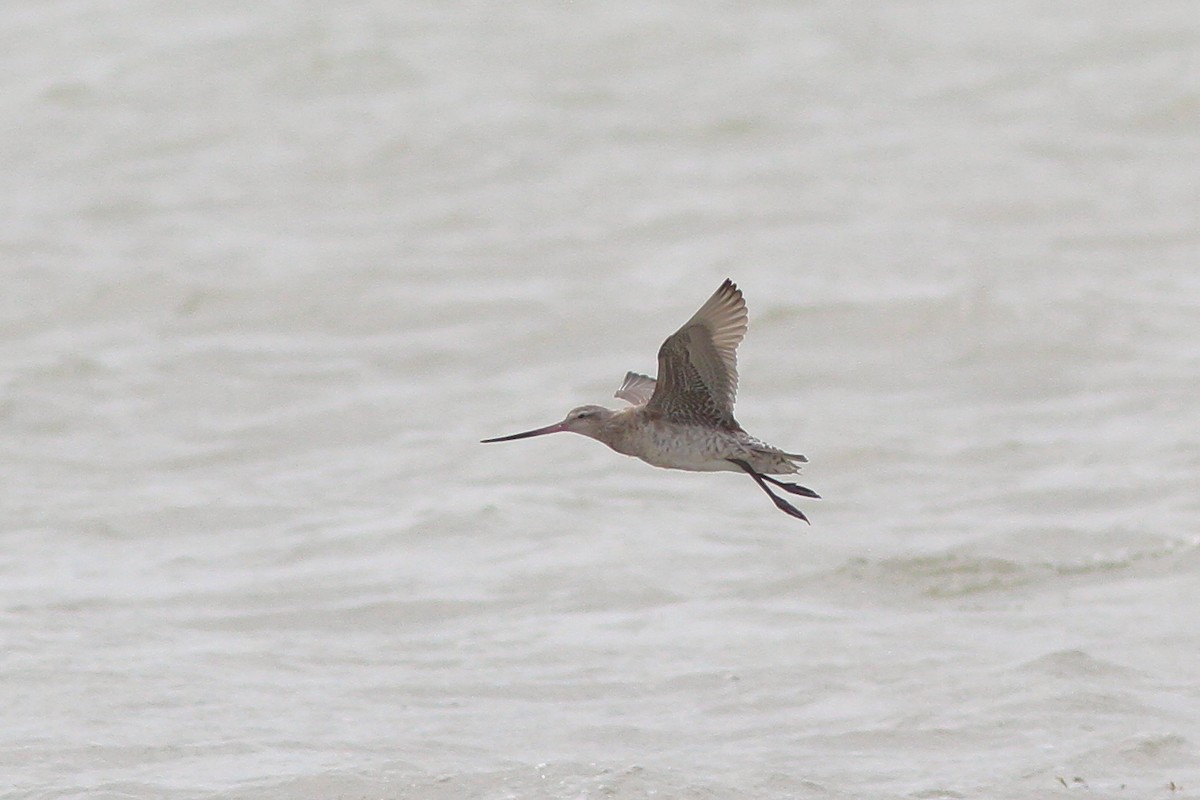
[481,279,818,521]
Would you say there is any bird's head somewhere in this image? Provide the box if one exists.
[559,404,615,438]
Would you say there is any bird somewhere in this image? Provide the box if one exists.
[481,279,819,522]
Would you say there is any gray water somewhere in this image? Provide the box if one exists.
[3,2,1199,798]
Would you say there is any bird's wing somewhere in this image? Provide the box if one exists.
[614,371,657,406]
[645,278,747,429]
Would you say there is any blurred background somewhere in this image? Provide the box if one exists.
[2,1,1198,798]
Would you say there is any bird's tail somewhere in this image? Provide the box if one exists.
[750,447,807,475]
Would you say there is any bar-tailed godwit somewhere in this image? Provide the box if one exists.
[481,279,819,522]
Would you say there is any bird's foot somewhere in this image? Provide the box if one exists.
[728,458,813,524]
[761,476,821,499]
[768,493,811,523]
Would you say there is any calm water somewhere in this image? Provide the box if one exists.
[3,2,1199,798]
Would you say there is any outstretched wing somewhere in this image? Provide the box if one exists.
[645,278,747,429]
[614,371,657,406]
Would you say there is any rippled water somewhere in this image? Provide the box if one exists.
[3,2,1199,798]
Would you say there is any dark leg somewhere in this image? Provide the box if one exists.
[727,459,811,523]
[761,474,821,499]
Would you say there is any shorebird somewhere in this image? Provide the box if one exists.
[481,279,819,522]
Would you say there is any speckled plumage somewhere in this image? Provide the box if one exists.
[482,279,818,521]
[646,277,747,430]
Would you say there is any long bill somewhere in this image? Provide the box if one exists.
[480,422,566,443]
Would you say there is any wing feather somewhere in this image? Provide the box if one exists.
[614,371,657,406]
[645,279,747,428]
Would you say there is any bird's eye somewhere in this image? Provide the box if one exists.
[577,411,592,419]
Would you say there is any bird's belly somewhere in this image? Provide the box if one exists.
[642,453,741,473]
[609,423,742,473]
